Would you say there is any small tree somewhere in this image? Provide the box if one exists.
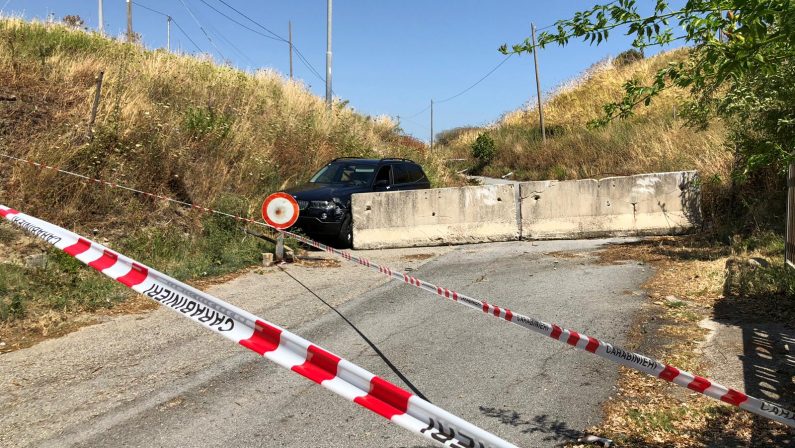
[614,48,644,67]
[471,132,496,172]
[62,15,85,29]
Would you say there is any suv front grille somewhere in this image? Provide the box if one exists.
[297,200,308,210]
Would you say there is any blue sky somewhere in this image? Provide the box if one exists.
[1,1,684,141]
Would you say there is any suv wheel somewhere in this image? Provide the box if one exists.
[337,213,353,248]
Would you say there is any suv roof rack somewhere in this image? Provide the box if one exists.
[380,157,416,163]
[329,157,417,164]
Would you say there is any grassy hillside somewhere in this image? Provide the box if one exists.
[439,49,731,181]
[0,17,450,224]
[0,17,445,339]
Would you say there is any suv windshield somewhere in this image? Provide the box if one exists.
[309,163,376,186]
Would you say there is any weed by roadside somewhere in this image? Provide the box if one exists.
[0,209,272,353]
[572,234,795,447]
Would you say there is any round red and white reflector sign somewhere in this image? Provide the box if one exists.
[261,192,300,230]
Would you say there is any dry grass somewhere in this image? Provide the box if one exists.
[0,17,443,230]
[441,49,731,181]
[0,17,451,349]
[570,237,794,447]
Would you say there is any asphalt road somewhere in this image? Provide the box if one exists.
[0,238,650,447]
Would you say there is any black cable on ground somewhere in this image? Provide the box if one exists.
[276,264,431,403]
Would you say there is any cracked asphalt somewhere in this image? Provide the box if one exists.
[0,238,650,447]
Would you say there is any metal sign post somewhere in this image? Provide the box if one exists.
[275,232,285,262]
[787,164,794,269]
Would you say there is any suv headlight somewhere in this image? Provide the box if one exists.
[309,200,335,209]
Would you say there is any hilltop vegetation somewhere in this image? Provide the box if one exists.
[440,49,729,182]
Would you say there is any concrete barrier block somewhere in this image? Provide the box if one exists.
[520,171,700,239]
[352,184,519,249]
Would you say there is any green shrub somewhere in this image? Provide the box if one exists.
[183,106,233,141]
[471,133,496,166]
[614,48,644,67]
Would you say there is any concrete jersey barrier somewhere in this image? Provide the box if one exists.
[350,171,700,249]
[520,171,700,239]
[351,184,520,249]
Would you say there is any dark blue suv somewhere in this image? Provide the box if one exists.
[284,158,431,247]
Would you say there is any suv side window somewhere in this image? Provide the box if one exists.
[393,164,411,184]
[405,164,427,183]
[374,165,391,185]
[393,163,427,184]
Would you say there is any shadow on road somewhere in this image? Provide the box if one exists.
[711,261,795,447]
[478,406,582,444]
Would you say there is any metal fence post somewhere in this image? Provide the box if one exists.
[86,71,104,140]
[787,164,794,269]
[275,232,285,262]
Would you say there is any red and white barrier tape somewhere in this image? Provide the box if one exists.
[0,205,517,448]
[3,153,795,429]
[290,237,795,429]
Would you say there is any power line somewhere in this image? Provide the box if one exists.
[177,0,227,60]
[170,17,203,53]
[132,2,203,53]
[194,4,256,66]
[435,54,513,104]
[397,54,513,126]
[276,265,430,402]
[401,115,429,131]
[214,0,325,83]
[131,2,166,17]
[214,0,283,40]
[0,0,13,14]
[403,104,431,119]
[197,0,280,42]
[398,18,559,120]
[210,0,326,84]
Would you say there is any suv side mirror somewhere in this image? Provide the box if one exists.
[373,180,390,191]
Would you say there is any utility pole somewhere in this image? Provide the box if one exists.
[98,0,104,35]
[126,0,133,43]
[167,16,172,51]
[430,100,434,149]
[531,23,546,144]
[288,21,294,80]
[325,0,333,109]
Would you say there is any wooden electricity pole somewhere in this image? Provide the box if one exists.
[289,21,294,80]
[126,0,133,43]
[531,23,546,143]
